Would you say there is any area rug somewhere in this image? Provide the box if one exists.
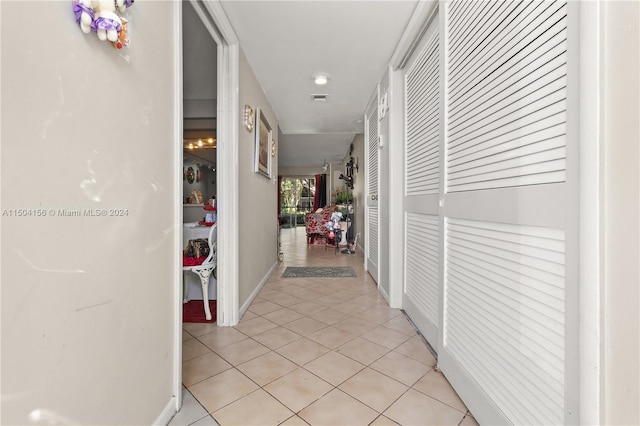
[183,300,216,323]
[282,266,357,278]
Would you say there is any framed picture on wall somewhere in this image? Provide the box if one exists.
[254,107,272,178]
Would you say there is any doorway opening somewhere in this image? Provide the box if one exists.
[181,0,218,311]
[173,0,240,411]
[279,177,316,228]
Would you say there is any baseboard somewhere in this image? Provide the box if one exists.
[379,285,390,304]
[153,396,177,426]
[239,261,278,318]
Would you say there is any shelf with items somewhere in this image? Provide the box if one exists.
[199,203,217,226]
[183,200,216,224]
[184,189,204,205]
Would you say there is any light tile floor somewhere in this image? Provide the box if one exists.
[172,227,478,426]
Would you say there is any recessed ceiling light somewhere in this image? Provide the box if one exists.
[313,73,329,85]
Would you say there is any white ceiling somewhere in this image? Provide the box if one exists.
[183,1,419,168]
[220,1,418,167]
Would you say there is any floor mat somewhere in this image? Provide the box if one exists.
[281,266,357,278]
[183,300,216,323]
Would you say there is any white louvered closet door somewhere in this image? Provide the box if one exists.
[402,14,441,347]
[365,94,379,282]
[437,1,578,425]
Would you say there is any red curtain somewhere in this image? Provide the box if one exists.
[313,174,327,210]
[313,174,321,211]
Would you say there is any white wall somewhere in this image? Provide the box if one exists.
[238,48,279,306]
[601,1,640,423]
[377,71,391,299]
[278,165,324,177]
[1,1,177,424]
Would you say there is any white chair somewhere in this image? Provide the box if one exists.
[183,224,217,321]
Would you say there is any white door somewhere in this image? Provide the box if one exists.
[365,91,379,283]
[436,1,578,424]
[401,13,441,347]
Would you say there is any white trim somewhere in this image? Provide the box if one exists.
[217,43,240,326]
[153,396,177,426]
[378,284,390,305]
[390,0,439,70]
[578,1,602,423]
[239,261,278,318]
[387,66,404,309]
[189,0,240,326]
[172,0,184,412]
[564,1,584,422]
[201,1,239,45]
[189,1,223,44]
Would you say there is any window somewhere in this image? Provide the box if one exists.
[280,177,315,227]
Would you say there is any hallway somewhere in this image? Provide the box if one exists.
[173,227,477,425]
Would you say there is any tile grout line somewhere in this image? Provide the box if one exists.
[183,229,471,425]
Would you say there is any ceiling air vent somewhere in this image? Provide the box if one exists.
[311,94,329,102]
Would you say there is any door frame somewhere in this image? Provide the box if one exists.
[387,1,440,310]
[172,0,240,411]
[576,1,602,423]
